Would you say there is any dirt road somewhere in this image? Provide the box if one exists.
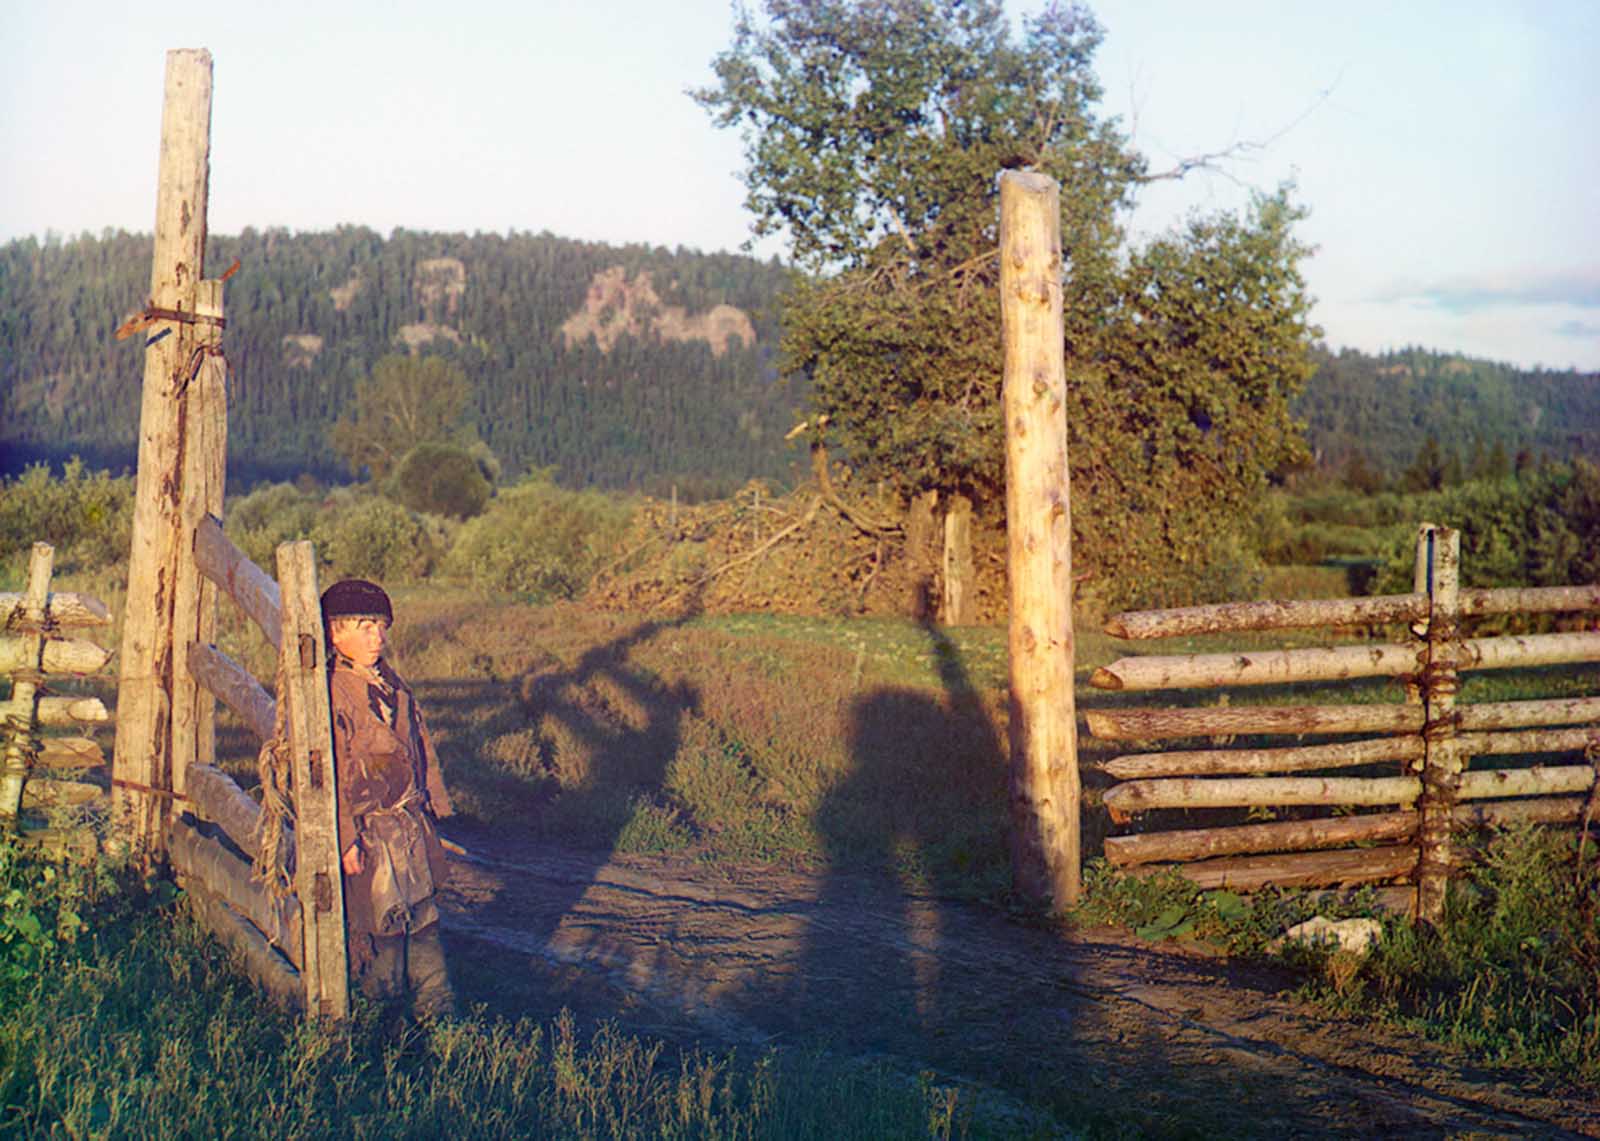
[436,833,1599,1138]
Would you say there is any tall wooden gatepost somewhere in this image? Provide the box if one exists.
[998,171,1081,908]
[112,49,228,856]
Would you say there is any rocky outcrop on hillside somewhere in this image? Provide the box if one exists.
[561,266,755,357]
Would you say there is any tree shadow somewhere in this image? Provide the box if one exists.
[407,594,706,1016]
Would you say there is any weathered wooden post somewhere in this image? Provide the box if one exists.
[1,545,54,826]
[276,542,349,1019]
[999,171,1080,907]
[112,49,228,857]
[1415,525,1462,922]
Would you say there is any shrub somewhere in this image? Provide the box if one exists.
[447,471,634,600]
[0,459,133,573]
[312,492,439,582]
[224,482,323,570]
[389,441,492,520]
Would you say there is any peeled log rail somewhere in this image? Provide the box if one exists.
[169,817,301,963]
[183,882,303,1010]
[21,778,104,809]
[1458,697,1600,731]
[1101,583,1600,641]
[1092,642,1422,692]
[1459,631,1600,671]
[1104,811,1419,867]
[188,642,275,742]
[194,515,283,650]
[1458,726,1600,759]
[1104,774,1421,818]
[1459,583,1600,617]
[186,763,264,861]
[1105,594,1427,640]
[1130,845,1418,892]
[0,591,111,628]
[1086,703,1423,743]
[10,696,110,727]
[35,737,105,769]
[0,635,113,675]
[1457,765,1594,801]
[1103,735,1425,779]
[1455,795,1591,828]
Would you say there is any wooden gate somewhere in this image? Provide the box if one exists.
[107,49,348,1017]
[1090,525,1600,920]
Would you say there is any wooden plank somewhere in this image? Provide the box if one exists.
[999,171,1079,910]
[1103,774,1421,820]
[35,737,106,770]
[0,591,112,628]
[17,825,99,863]
[1104,811,1419,867]
[1103,735,1424,780]
[275,541,348,1019]
[187,641,275,742]
[193,514,283,650]
[184,882,303,1010]
[1133,845,1418,891]
[1085,703,1423,743]
[169,301,228,797]
[186,763,264,860]
[1091,640,1422,692]
[1105,593,1427,640]
[112,48,216,860]
[169,816,301,963]
[0,636,112,675]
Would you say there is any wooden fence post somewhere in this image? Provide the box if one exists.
[275,542,348,1019]
[1416,525,1462,922]
[113,48,222,858]
[1,545,54,826]
[999,171,1080,908]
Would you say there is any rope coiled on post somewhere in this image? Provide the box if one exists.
[252,657,295,899]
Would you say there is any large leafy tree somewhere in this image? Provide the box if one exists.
[697,0,1318,606]
[328,354,474,483]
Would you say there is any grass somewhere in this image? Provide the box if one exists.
[0,846,1054,1140]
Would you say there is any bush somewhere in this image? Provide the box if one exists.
[312,492,440,582]
[447,471,634,600]
[389,441,493,520]
[225,482,324,570]
[0,459,133,573]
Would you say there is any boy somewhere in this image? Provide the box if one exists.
[321,578,455,1018]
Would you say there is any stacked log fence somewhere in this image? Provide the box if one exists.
[1,542,113,859]
[1090,525,1600,921]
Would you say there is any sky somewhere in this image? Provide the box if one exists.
[3,0,1596,372]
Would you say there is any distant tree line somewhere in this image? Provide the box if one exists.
[0,227,801,497]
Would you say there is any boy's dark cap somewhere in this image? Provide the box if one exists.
[320,579,393,625]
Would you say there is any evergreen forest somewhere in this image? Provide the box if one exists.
[2,228,1598,496]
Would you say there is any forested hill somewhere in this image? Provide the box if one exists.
[1295,346,1600,479]
[0,228,801,495]
[4,229,1595,494]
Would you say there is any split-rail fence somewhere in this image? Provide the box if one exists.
[1090,525,1600,920]
[1,542,113,857]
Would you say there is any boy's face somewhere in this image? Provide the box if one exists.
[330,616,389,668]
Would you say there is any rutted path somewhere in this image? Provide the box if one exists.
[437,834,1600,1138]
